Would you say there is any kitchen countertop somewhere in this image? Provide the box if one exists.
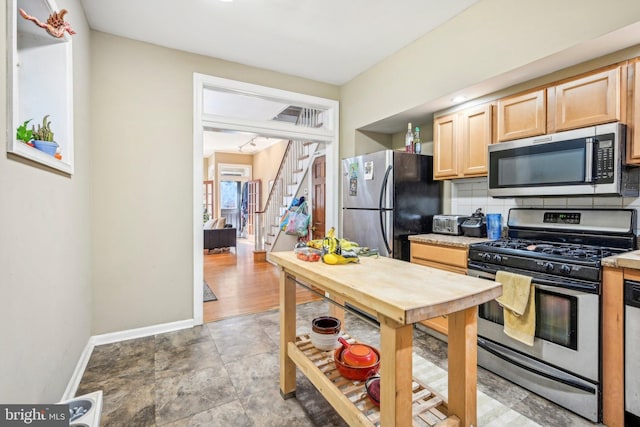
[603,250,640,269]
[409,233,492,248]
[268,250,502,323]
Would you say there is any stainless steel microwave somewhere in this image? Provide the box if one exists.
[488,123,640,197]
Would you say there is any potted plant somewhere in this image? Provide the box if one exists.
[31,115,59,157]
[16,119,34,147]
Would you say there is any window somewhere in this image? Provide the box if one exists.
[220,181,239,209]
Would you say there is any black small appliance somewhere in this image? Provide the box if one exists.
[461,208,487,237]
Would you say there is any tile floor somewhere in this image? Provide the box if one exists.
[77,301,602,426]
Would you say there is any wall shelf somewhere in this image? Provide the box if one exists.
[7,0,74,174]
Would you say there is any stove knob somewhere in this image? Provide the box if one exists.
[493,254,503,263]
[543,262,554,272]
[560,264,571,274]
[482,253,491,262]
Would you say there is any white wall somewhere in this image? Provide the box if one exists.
[450,178,640,237]
[90,32,339,334]
[0,0,92,402]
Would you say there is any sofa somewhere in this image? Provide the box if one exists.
[204,226,237,253]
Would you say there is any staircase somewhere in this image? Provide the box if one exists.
[255,108,323,253]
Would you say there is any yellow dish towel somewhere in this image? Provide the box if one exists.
[495,270,535,346]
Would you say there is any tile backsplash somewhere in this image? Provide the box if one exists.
[448,177,640,238]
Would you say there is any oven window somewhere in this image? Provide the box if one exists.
[479,289,578,350]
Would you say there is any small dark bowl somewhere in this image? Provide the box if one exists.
[312,316,341,335]
[333,346,380,381]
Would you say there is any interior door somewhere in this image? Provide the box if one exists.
[220,180,241,228]
[203,180,214,221]
[311,155,326,240]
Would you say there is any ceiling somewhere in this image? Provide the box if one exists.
[82,0,483,156]
[81,1,640,150]
[80,0,480,86]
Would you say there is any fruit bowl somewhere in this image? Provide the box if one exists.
[294,247,322,262]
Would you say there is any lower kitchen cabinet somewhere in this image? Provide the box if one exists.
[410,241,469,335]
[602,265,640,427]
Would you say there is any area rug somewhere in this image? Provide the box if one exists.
[203,280,217,302]
[412,353,540,426]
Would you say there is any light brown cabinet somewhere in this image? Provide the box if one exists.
[496,65,625,142]
[410,241,469,335]
[550,67,622,132]
[497,89,546,142]
[433,103,492,180]
[433,113,459,179]
[627,59,640,164]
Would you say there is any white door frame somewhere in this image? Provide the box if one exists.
[192,73,339,324]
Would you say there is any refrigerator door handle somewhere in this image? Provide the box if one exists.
[379,165,392,256]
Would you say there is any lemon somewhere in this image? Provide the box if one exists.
[323,253,339,265]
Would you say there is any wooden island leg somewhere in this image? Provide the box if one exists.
[328,294,345,332]
[447,306,478,427]
[280,270,297,399]
[379,315,413,426]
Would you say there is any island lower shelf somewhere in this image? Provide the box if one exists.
[289,334,460,427]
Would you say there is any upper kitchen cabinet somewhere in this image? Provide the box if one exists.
[461,103,492,176]
[433,103,492,180]
[433,113,459,179]
[7,0,74,174]
[496,89,546,142]
[550,66,623,133]
[627,58,640,164]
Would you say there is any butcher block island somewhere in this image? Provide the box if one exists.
[268,251,502,427]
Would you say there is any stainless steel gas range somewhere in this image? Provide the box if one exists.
[467,208,637,422]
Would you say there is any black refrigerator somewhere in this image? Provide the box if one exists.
[341,150,442,261]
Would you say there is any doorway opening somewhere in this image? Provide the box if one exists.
[193,74,339,324]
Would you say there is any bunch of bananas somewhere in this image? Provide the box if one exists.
[320,228,359,265]
[306,239,324,250]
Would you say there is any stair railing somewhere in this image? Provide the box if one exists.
[254,107,323,253]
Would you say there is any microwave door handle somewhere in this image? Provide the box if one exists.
[584,138,594,183]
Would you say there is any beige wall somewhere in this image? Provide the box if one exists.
[0,0,92,402]
[340,0,640,159]
[90,32,338,334]
[5,0,640,403]
[253,140,288,209]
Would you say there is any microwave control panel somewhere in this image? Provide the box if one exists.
[595,137,614,182]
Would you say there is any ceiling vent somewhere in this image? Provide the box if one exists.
[272,106,302,123]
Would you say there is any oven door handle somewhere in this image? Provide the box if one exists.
[468,266,598,295]
[478,337,596,394]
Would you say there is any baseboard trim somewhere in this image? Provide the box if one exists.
[61,339,95,402]
[92,318,195,346]
[62,318,195,400]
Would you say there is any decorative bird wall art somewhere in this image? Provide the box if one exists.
[19,8,76,38]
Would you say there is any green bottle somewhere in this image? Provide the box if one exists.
[414,126,422,154]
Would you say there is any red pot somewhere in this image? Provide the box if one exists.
[338,337,378,366]
[333,345,380,381]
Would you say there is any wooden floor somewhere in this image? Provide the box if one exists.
[203,238,321,323]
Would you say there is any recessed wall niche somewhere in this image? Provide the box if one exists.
[7,0,74,174]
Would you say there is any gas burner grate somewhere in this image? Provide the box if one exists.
[480,239,622,262]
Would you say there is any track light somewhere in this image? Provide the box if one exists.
[238,137,257,152]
